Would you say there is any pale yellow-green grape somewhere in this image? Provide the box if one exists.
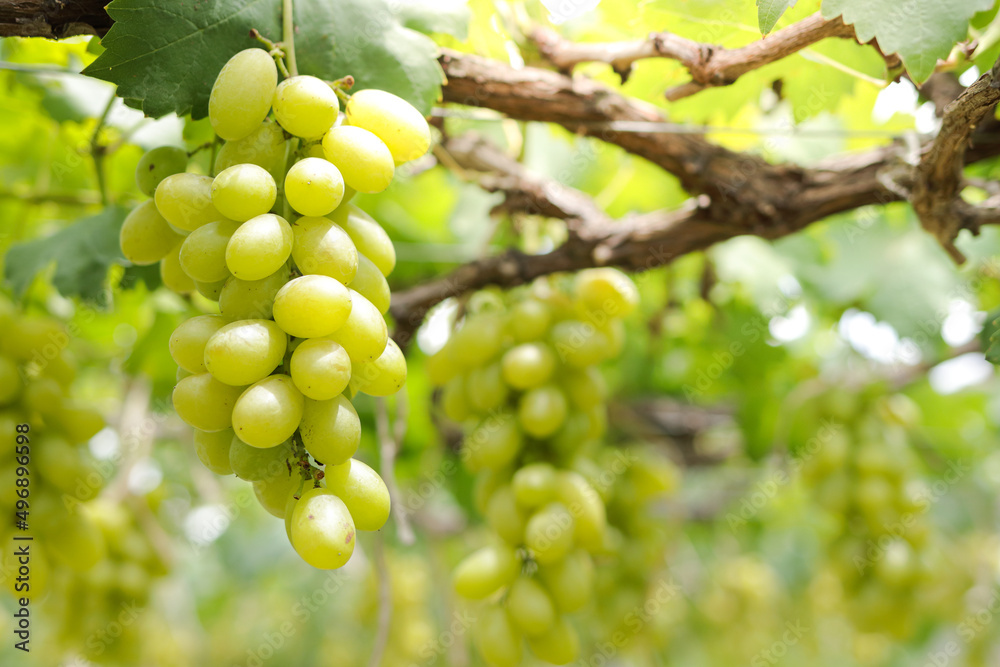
[214,119,288,183]
[324,290,387,364]
[502,342,556,390]
[195,278,228,301]
[45,512,106,572]
[172,373,244,432]
[231,374,304,448]
[322,126,394,193]
[512,462,557,509]
[289,487,356,568]
[289,338,352,400]
[453,544,520,599]
[550,319,609,368]
[486,485,527,545]
[561,366,606,410]
[507,576,556,636]
[345,89,431,164]
[272,275,353,338]
[349,338,406,397]
[525,503,575,565]
[219,264,290,320]
[23,376,63,416]
[160,241,195,294]
[203,319,287,386]
[538,550,593,612]
[225,213,293,280]
[573,267,639,317]
[254,469,301,518]
[0,357,22,405]
[518,384,568,438]
[56,403,102,442]
[168,314,227,374]
[509,298,552,342]
[209,48,277,141]
[463,412,522,472]
[179,219,241,283]
[474,605,523,667]
[441,375,470,422]
[284,157,345,216]
[527,616,579,665]
[193,428,235,475]
[230,437,292,481]
[467,362,509,412]
[450,313,504,367]
[330,204,396,276]
[154,173,220,232]
[555,471,606,550]
[119,200,185,265]
[348,254,390,314]
[299,395,361,465]
[272,75,340,139]
[324,458,390,531]
[135,145,188,196]
[211,163,277,222]
[290,216,358,284]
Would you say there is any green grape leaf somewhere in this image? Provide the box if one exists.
[83,0,444,119]
[821,0,993,82]
[396,0,470,39]
[4,207,135,303]
[982,308,1000,364]
[758,0,797,35]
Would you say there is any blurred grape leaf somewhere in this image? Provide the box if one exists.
[396,0,470,39]
[982,308,1000,364]
[758,0,796,34]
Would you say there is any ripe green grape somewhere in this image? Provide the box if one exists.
[349,338,406,397]
[203,319,287,386]
[179,219,241,283]
[160,241,195,294]
[169,314,227,374]
[231,374,304,448]
[450,313,504,367]
[322,126,394,194]
[512,463,557,509]
[330,204,396,276]
[215,119,288,183]
[299,395,361,465]
[517,384,568,438]
[348,254,390,314]
[272,275,353,338]
[509,298,552,342]
[195,278,228,301]
[467,362,509,412]
[284,157,345,217]
[253,469,300,518]
[119,200,185,265]
[507,576,556,636]
[211,163,277,222]
[324,458,391,531]
[526,616,579,665]
[525,502,575,565]
[230,437,292,481]
[324,290,387,364]
[290,216,358,284]
[225,213,293,280]
[272,75,340,139]
[135,146,188,196]
[172,373,244,432]
[486,485,527,545]
[463,412,523,472]
[574,267,639,317]
[473,605,523,667]
[0,358,22,405]
[154,173,221,232]
[193,428,235,475]
[561,366,606,410]
[289,338,352,400]
[441,375,470,422]
[209,48,277,141]
[219,264,290,320]
[501,342,556,390]
[345,89,431,164]
[555,471,606,550]
[551,320,609,368]
[453,544,520,599]
[288,487,356,569]
[538,550,593,612]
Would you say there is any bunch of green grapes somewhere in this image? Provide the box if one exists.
[119,48,432,569]
[0,297,107,600]
[427,269,639,666]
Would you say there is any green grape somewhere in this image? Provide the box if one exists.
[0,357,22,405]
[154,173,221,232]
[135,146,188,196]
[55,402,103,442]
[194,278,228,301]
[518,384,568,438]
[272,275,353,338]
[289,338,352,400]
[501,342,556,390]
[230,437,292,481]
[538,550,593,612]
[203,319,287,386]
[299,395,360,465]
[441,375,470,421]
[425,347,457,386]
[324,458,391,531]
[231,374,304,448]
[486,485,527,545]
[253,469,300,518]
[551,320,609,368]
[507,576,556,636]
[209,48,277,141]
[169,314,227,374]
[526,616,579,665]
[467,362,509,412]
[119,200,185,265]
[345,89,431,164]
[555,471,606,550]
[211,163,277,222]
[23,376,63,415]
[348,254,390,314]
[179,219,240,283]
[219,264,290,320]
[463,412,522,472]
[285,157,345,217]
[324,290,387,363]
[288,487,356,569]
[453,544,520,600]
[34,434,82,492]
[525,503,575,565]
[449,313,504,367]
[349,338,406,397]
[160,241,196,294]
[46,513,106,572]
[272,75,340,139]
[193,428,235,475]
[561,366,606,410]
[330,204,396,276]
[215,119,288,183]
[512,463,557,509]
[509,299,551,342]
[225,213,293,280]
[473,605,523,667]
[172,373,244,432]
[322,126,394,194]
[290,215,359,284]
